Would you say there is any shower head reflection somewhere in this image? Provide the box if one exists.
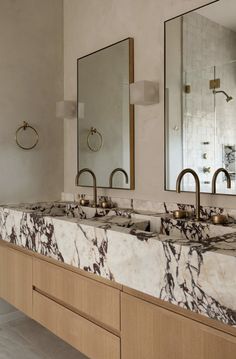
[213,90,233,102]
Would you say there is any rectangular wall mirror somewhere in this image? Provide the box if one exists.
[165,0,236,195]
[77,38,134,189]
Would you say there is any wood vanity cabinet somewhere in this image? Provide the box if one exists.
[0,244,32,317]
[1,242,236,359]
[121,292,236,359]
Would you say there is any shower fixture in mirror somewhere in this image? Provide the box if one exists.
[165,0,236,195]
[77,38,134,189]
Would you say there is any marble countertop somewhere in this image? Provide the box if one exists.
[0,201,236,327]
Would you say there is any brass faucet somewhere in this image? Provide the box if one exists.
[75,168,97,207]
[109,168,129,188]
[212,168,231,194]
[176,169,201,221]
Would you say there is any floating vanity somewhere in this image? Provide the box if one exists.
[0,199,236,359]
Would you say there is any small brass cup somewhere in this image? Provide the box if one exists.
[211,214,227,225]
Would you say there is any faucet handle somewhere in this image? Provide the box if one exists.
[79,194,90,206]
[99,196,113,209]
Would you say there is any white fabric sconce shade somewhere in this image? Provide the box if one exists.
[130,80,159,105]
[78,102,85,120]
[56,101,76,119]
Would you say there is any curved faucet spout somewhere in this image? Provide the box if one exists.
[212,168,231,194]
[176,168,201,221]
[109,168,129,188]
[75,168,97,207]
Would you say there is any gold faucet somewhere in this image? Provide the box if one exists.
[109,168,129,188]
[212,168,231,194]
[176,169,201,221]
[75,168,97,207]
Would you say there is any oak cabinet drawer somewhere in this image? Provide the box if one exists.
[33,291,120,359]
[0,244,32,316]
[33,258,120,331]
[121,293,236,359]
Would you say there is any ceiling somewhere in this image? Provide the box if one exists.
[197,0,236,32]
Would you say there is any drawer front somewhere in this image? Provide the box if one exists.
[33,291,120,359]
[0,245,32,316]
[33,258,120,331]
[121,293,236,359]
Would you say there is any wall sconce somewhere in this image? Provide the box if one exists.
[56,101,77,119]
[78,102,85,119]
[130,80,159,105]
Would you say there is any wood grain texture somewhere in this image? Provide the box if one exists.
[33,258,120,332]
[121,293,236,359]
[0,245,32,316]
[0,240,122,290]
[33,291,120,359]
[123,284,236,337]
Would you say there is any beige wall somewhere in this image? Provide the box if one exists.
[0,0,64,316]
[0,0,64,204]
[64,0,236,208]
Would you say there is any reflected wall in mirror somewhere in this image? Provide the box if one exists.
[165,0,236,195]
[77,38,134,189]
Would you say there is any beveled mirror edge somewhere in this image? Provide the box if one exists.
[76,37,135,190]
[162,0,236,197]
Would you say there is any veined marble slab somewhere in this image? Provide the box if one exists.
[0,203,236,327]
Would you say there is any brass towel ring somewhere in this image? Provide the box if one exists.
[15,121,39,150]
[87,127,103,152]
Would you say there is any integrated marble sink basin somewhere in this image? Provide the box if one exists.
[160,214,236,242]
[1,202,68,217]
[88,215,150,231]
[0,202,150,232]
[6,201,236,240]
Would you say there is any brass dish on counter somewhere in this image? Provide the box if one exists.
[211,214,228,225]
[173,210,189,219]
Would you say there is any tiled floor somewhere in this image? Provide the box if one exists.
[0,315,87,359]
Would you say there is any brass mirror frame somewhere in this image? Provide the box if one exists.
[77,37,135,190]
[163,0,228,195]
